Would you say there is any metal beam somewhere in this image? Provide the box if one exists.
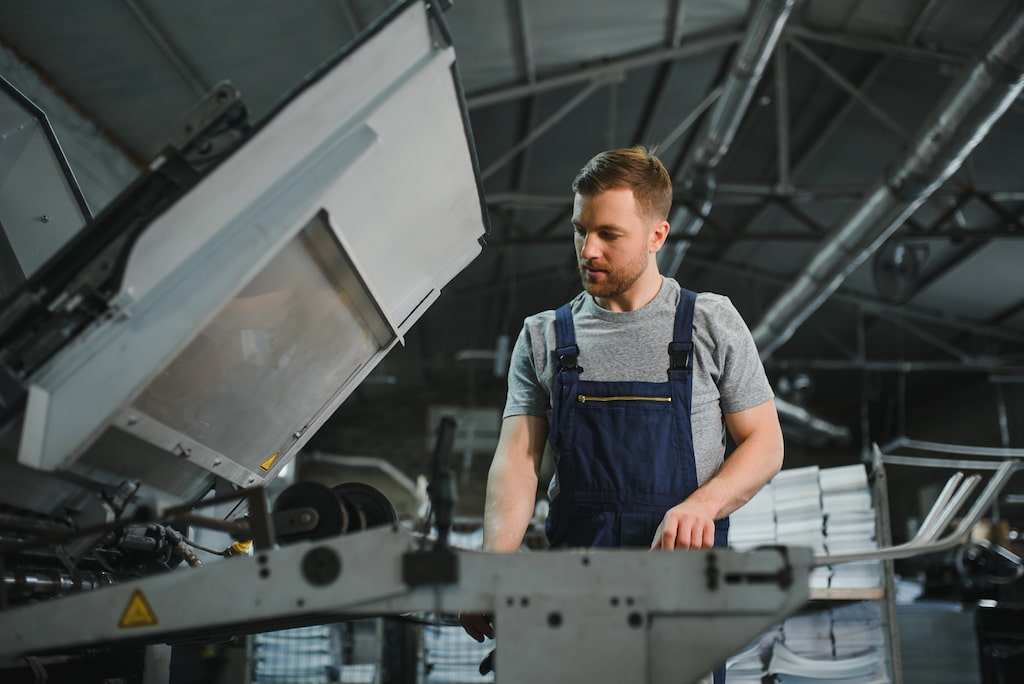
[466,31,742,109]
[656,86,723,151]
[481,80,608,180]
[785,24,969,65]
[505,0,539,207]
[121,0,209,98]
[509,0,537,83]
[486,185,1024,208]
[990,295,1024,326]
[629,0,689,145]
[774,40,792,193]
[770,197,828,234]
[787,37,912,141]
[490,227,1024,243]
[872,311,969,360]
[771,359,1024,373]
[337,0,362,34]
[682,254,1024,346]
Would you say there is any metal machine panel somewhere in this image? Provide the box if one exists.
[0,0,487,515]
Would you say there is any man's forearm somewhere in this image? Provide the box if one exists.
[480,415,548,552]
[688,401,785,520]
[685,434,782,520]
[481,458,538,552]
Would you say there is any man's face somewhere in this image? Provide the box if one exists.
[572,188,656,301]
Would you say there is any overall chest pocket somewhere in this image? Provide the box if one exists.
[566,388,688,497]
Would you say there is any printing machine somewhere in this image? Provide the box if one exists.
[0,2,1014,682]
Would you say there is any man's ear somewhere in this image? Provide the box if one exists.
[649,220,670,252]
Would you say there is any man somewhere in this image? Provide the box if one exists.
[462,147,783,680]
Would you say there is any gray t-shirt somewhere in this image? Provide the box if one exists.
[503,277,774,490]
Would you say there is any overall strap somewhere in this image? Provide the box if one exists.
[549,302,581,448]
[554,303,582,374]
[668,288,697,373]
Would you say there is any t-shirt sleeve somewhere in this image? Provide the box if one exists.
[502,322,551,419]
[710,297,775,414]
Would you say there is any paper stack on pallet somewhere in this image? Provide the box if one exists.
[821,464,882,589]
[729,480,777,550]
[772,466,830,588]
[768,602,889,683]
[726,604,889,684]
[725,625,783,683]
[831,601,888,659]
[726,463,890,683]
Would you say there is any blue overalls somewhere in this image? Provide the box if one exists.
[545,288,729,683]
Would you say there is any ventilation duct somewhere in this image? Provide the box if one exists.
[752,10,1024,358]
[659,0,796,276]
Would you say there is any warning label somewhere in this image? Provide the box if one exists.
[119,589,158,628]
[259,451,279,472]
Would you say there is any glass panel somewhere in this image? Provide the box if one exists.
[133,210,393,469]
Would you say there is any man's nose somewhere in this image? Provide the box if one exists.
[579,233,600,259]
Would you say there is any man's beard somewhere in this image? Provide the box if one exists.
[579,252,648,299]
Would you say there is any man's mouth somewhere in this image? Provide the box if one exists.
[581,264,606,279]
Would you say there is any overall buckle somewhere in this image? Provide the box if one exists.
[668,341,693,371]
[557,344,582,373]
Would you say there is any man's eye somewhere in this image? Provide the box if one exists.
[601,233,618,241]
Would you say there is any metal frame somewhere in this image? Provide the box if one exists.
[0,529,814,684]
[816,456,1020,566]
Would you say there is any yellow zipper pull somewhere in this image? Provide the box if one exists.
[577,394,586,403]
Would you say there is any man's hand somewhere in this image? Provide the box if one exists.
[650,501,717,550]
[459,612,495,642]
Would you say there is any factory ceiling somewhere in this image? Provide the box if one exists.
[2,0,1024,460]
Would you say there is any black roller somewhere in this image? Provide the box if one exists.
[274,481,348,542]
[335,487,367,532]
[333,482,399,530]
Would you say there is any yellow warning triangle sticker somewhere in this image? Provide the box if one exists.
[258,451,279,472]
[119,589,158,628]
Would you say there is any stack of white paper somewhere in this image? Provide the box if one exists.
[773,466,825,551]
[725,626,783,684]
[781,609,834,657]
[725,641,768,683]
[769,640,884,683]
[339,665,377,684]
[831,602,888,659]
[819,463,869,492]
[773,466,829,587]
[820,464,882,589]
[729,481,777,551]
[730,463,885,590]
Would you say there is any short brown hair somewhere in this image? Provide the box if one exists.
[571,146,672,221]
